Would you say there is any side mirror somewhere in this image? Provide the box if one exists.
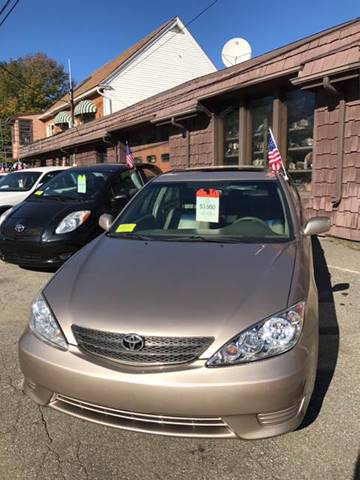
[99,213,113,231]
[303,216,331,236]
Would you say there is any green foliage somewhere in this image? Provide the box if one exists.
[0,53,69,160]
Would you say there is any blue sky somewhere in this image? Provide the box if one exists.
[1,0,359,83]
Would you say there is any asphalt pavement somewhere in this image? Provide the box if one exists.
[0,237,359,480]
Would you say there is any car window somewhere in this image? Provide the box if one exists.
[139,166,160,184]
[110,180,292,243]
[109,170,143,197]
[39,170,63,186]
[31,169,112,201]
[0,171,42,192]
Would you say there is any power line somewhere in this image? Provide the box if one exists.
[0,0,12,18]
[0,0,20,29]
[113,0,219,77]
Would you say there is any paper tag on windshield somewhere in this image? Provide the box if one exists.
[34,190,43,196]
[196,189,220,223]
[116,224,136,233]
[77,175,86,193]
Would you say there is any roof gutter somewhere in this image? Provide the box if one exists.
[322,76,345,208]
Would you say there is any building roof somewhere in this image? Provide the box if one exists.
[19,17,360,160]
[41,17,178,118]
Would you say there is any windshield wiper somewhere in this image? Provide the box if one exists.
[108,232,155,241]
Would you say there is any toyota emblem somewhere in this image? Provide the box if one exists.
[122,334,145,351]
[14,224,25,233]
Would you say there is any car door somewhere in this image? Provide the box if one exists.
[107,169,144,217]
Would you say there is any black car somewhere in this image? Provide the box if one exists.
[0,163,161,268]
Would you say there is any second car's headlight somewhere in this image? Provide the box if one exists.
[0,207,13,227]
[55,210,90,234]
[29,294,67,350]
[207,301,305,367]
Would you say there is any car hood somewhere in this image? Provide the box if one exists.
[44,236,298,353]
[2,200,95,241]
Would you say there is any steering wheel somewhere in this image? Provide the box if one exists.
[232,216,270,228]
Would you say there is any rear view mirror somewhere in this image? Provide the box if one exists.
[99,213,113,231]
[303,216,331,236]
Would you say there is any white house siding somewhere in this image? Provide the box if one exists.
[103,22,216,116]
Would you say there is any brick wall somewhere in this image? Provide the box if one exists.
[169,115,214,168]
[303,98,360,241]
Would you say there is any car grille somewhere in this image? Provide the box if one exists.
[51,394,234,438]
[72,325,214,366]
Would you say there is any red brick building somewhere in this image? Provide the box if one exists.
[18,18,360,241]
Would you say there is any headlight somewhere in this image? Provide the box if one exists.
[55,210,90,234]
[29,294,67,350]
[207,301,305,367]
[0,207,13,227]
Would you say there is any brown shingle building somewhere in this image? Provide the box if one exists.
[18,18,360,241]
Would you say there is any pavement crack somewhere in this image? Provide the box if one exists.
[38,406,66,479]
[76,442,90,480]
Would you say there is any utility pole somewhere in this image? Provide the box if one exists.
[68,59,75,127]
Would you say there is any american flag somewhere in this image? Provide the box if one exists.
[267,131,282,173]
[125,142,135,169]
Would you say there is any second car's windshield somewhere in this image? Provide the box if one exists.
[110,180,292,243]
[30,169,113,201]
[0,172,41,192]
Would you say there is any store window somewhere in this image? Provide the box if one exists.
[96,148,107,164]
[249,96,273,167]
[19,120,33,145]
[286,90,315,193]
[223,109,239,165]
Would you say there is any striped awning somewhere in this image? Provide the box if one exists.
[53,111,72,125]
[74,100,97,116]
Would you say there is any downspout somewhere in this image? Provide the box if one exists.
[322,76,345,207]
[171,117,190,167]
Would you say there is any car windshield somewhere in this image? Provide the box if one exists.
[30,169,115,201]
[109,180,292,243]
[0,171,41,192]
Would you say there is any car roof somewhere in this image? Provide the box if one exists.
[153,166,279,183]
[10,166,69,174]
[66,163,154,173]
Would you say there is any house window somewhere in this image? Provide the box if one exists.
[19,120,33,145]
[46,124,54,137]
[80,113,96,124]
[286,90,315,193]
[161,153,170,162]
[249,96,273,167]
[146,155,156,164]
[96,148,107,164]
[223,109,239,165]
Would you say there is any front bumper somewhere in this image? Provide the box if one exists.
[19,328,318,440]
[0,239,77,267]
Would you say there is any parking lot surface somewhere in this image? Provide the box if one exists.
[0,237,359,480]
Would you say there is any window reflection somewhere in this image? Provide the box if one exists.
[250,96,273,167]
[286,90,314,192]
[223,110,239,165]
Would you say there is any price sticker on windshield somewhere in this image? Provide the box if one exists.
[196,188,220,223]
[77,174,86,194]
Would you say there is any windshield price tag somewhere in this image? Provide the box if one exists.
[196,189,220,223]
[77,175,87,194]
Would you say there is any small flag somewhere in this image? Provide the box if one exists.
[125,142,135,169]
[267,130,282,173]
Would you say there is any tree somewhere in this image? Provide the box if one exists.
[0,53,69,161]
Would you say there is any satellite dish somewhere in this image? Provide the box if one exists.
[221,38,252,67]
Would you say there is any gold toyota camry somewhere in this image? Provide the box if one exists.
[19,167,330,440]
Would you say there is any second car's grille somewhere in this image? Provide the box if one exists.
[72,325,213,366]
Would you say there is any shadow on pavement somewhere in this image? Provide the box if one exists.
[300,236,341,428]
[354,454,360,480]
